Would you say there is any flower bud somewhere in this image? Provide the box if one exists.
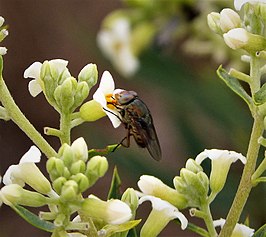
[121,188,139,213]
[82,196,132,225]
[223,28,266,53]
[70,137,88,162]
[185,159,203,173]
[86,156,108,186]
[207,12,222,34]
[78,63,98,89]
[53,177,67,194]
[70,173,89,192]
[79,100,106,122]
[73,82,89,108]
[70,160,86,175]
[0,184,48,207]
[220,8,241,33]
[46,157,65,181]
[61,180,78,201]
[0,29,8,42]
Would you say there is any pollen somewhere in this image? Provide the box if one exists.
[106,93,116,109]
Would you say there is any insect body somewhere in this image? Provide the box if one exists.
[112,90,162,161]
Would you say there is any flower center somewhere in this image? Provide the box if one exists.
[105,93,117,109]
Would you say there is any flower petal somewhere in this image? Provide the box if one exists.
[214,218,254,237]
[139,195,188,230]
[23,62,42,79]
[28,79,43,97]
[99,71,115,94]
[49,59,68,74]
[19,146,41,164]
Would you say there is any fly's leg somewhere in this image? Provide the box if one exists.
[112,129,132,152]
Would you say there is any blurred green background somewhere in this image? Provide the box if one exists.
[0,1,265,236]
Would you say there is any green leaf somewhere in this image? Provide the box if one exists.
[253,223,266,237]
[216,66,252,107]
[12,205,55,232]
[101,220,141,237]
[108,166,122,200]
[254,83,266,105]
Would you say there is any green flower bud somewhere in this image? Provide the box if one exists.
[59,77,76,112]
[0,184,49,207]
[61,180,78,201]
[78,63,98,89]
[63,167,71,179]
[61,145,74,168]
[70,173,89,192]
[121,188,139,214]
[70,160,86,175]
[79,100,106,122]
[73,82,89,108]
[86,156,108,187]
[53,177,67,194]
[185,159,203,173]
[46,157,65,180]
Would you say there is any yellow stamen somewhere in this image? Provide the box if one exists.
[106,94,116,109]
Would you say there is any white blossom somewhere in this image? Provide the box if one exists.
[93,71,123,128]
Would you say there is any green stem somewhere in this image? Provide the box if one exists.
[252,155,266,183]
[174,220,209,237]
[0,76,57,158]
[201,203,217,237]
[59,113,71,144]
[219,56,263,237]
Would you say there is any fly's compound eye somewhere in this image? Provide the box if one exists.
[116,91,138,105]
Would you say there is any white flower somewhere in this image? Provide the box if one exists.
[93,70,123,128]
[138,175,188,209]
[139,195,188,237]
[97,18,139,77]
[23,59,69,97]
[196,149,246,193]
[82,196,132,225]
[214,218,254,237]
[234,0,266,11]
[2,146,52,195]
[223,28,249,50]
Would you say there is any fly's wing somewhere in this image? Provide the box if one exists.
[129,100,162,161]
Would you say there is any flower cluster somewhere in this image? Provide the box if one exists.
[208,0,266,53]
[0,138,136,236]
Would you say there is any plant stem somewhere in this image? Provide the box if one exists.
[252,154,266,183]
[0,76,57,158]
[219,56,263,237]
[202,203,217,237]
[59,113,71,144]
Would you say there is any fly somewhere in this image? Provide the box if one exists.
[108,90,162,161]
